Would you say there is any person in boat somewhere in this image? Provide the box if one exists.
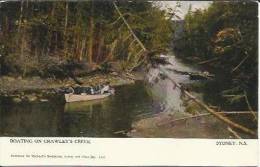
[68,86,91,95]
[90,85,95,95]
[67,85,109,95]
[68,87,74,94]
[83,87,91,94]
[93,84,102,94]
[101,82,110,94]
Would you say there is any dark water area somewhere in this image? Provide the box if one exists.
[0,82,160,137]
[0,54,257,138]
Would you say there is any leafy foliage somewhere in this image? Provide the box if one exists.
[0,1,174,76]
[173,1,258,109]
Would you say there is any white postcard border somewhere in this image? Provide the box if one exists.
[0,137,258,166]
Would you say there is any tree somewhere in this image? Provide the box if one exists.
[174,1,258,109]
[0,1,175,75]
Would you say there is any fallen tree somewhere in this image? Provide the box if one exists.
[160,67,256,136]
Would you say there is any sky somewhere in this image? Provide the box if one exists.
[160,1,212,19]
[0,1,212,20]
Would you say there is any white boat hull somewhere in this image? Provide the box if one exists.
[65,93,111,103]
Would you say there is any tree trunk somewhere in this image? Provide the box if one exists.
[75,35,79,60]
[87,1,94,64]
[18,1,24,35]
[47,3,56,55]
[64,2,69,58]
[55,32,58,53]
[4,16,9,36]
[17,0,24,55]
[17,1,26,76]
[104,39,117,63]
[96,26,104,63]
[79,37,86,61]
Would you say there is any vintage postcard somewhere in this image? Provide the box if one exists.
[0,0,258,166]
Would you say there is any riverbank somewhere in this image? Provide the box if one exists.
[128,110,257,139]
[0,71,142,103]
[128,111,230,138]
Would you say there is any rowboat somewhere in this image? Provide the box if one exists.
[65,92,113,103]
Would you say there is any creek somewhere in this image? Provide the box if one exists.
[0,53,256,138]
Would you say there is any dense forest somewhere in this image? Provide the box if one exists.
[173,1,258,110]
[0,1,174,77]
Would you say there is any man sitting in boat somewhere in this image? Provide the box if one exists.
[90,86,94,95]
[67,83,113,95]
[101,82,110,94]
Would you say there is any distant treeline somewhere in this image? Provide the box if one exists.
[173,1,258,109]
[0,1,174,76]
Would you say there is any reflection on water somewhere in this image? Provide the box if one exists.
[141,55,257,138]
[145,70,185,112]
[145,56,198,112]
[0,82,159,137]
[64,98,109,113]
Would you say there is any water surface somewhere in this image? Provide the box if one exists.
[0,82,159,137]
[0,54,257,138]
